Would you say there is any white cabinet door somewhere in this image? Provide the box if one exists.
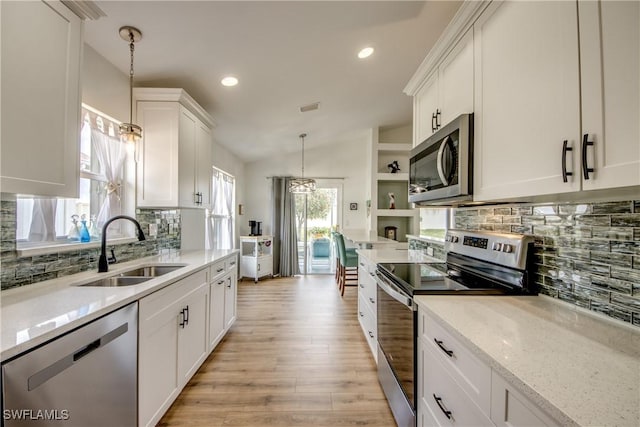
[579,0,640,190]
[196,120,213,208]
[491,371,559,427]
[473,0,582,201]
[209,274,226,350]
[224,270,237,329]
[414,71,440,146]
[136,102,181,207]
[138,291,180,427]
[0,0,81,197]
[178,107,198,207]
[177,281,209,385]
[439,29,474,128]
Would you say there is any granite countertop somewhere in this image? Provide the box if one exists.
[0,249,238,362]
[356,248,444,264]
[414,295,640,427]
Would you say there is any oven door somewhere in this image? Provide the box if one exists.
[376,271,416,427]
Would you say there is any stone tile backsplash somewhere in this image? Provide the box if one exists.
[409,199,640,328]
[0,200,181,290]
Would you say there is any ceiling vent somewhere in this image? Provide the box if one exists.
[299,102,320,113]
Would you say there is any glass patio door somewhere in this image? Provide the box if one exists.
[294,182,341,275]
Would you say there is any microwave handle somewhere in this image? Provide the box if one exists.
[436,135,452,186]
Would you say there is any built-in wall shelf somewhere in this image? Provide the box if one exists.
[377,209,416,217]
[377,143,412,154]
[376,172,409,181]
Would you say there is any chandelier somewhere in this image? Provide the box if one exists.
[289,133,316,193]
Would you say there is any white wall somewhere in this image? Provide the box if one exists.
[82,44,129,122]
[243,135,369,236]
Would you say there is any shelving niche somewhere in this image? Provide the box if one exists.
[367,125,419,243]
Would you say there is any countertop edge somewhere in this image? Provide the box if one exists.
[1,249,239,362]
[414,296,579,427]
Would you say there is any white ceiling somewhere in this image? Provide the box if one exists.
[84,1,461,163]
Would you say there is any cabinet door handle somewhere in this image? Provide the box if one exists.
[433,394,452,419]
[179,309,186,328]
[435,108,441,129]
[368,331,374,338]
[562,140,573,183]
[434,339,454,357]
[581,133,594,180]
[217,280,225,285]
[431,112,437,132]
[184,305,189,325]
[369,297,375,304]
[359,311,364,317]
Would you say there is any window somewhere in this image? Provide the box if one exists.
[208,168,235,250]
[419,208,450,241]
[16,105,134,246]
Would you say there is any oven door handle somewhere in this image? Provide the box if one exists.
[375,272,414,310]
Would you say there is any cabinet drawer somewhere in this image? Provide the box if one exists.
[358,293,377,361]
[420,340,493,426]
[140,269,208,326]
[419,310,491,413]
[210,260,227,280]
[226,255,238,272]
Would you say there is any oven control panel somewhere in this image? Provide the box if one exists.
[444,229,534,270]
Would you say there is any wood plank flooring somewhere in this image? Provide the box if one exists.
[158,275,396,427]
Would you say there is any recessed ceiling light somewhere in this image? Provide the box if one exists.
[221,76,238,87]
[358,47,374,59]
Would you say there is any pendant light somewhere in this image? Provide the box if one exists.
[289,133,316,193]
[118,26,143,149]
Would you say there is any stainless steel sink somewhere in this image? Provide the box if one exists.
[116,264,187,278]
[78,264,187,287]
[79,276,152,287]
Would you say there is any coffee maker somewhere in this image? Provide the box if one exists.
[249,220,262,236]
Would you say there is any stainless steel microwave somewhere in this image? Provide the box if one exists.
[409,113,473,205]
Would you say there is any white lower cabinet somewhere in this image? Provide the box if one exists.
[357,256,378,363]
[139,269,208,427]
[139,254,239,427]
[491,372,559,427]
[417,306,559,427]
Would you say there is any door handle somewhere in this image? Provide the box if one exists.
[179,309,186,328]
[562,140,573,183]
[431,112,437,132]
[184,305,189,325]
[435,108,441,129]
[581,134,594,180]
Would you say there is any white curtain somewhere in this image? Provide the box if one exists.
[92,129,126,230]
[208,169,235,250]
[28,199,58,242]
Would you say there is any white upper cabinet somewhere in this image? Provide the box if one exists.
[1,0,82,197]
[412,29,474,147]
[578,0,640,190]
[135,88,215,209]
[473,0,582,201]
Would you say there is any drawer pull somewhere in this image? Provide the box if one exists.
[433,394,452,419]
[359,283,364,288]
[369,297,375,304]
[434,339,454,357]
[360,262,365,267]
[216,267,224,273]
[368,331,374,338]
[359,311,364,317]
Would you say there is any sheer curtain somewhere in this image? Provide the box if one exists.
[28,199,57,242]
[208,168,235,250]
[271,177,299,277]
[92,129,126,230]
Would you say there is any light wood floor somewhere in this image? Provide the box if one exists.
[158,275,396,427]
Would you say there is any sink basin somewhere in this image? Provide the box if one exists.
[116,264,187,278]
[78,264,187,287]
[79,276,152,287]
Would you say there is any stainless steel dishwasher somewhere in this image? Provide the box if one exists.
[2,302,137,426]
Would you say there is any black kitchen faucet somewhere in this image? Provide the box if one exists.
[98,215,146,272]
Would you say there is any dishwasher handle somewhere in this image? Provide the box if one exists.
[27,322,129,391]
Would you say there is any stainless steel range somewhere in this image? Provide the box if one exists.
[375,229,536,427]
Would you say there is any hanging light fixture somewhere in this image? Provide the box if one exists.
[289,133,316,193]
[118,26,143,146]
